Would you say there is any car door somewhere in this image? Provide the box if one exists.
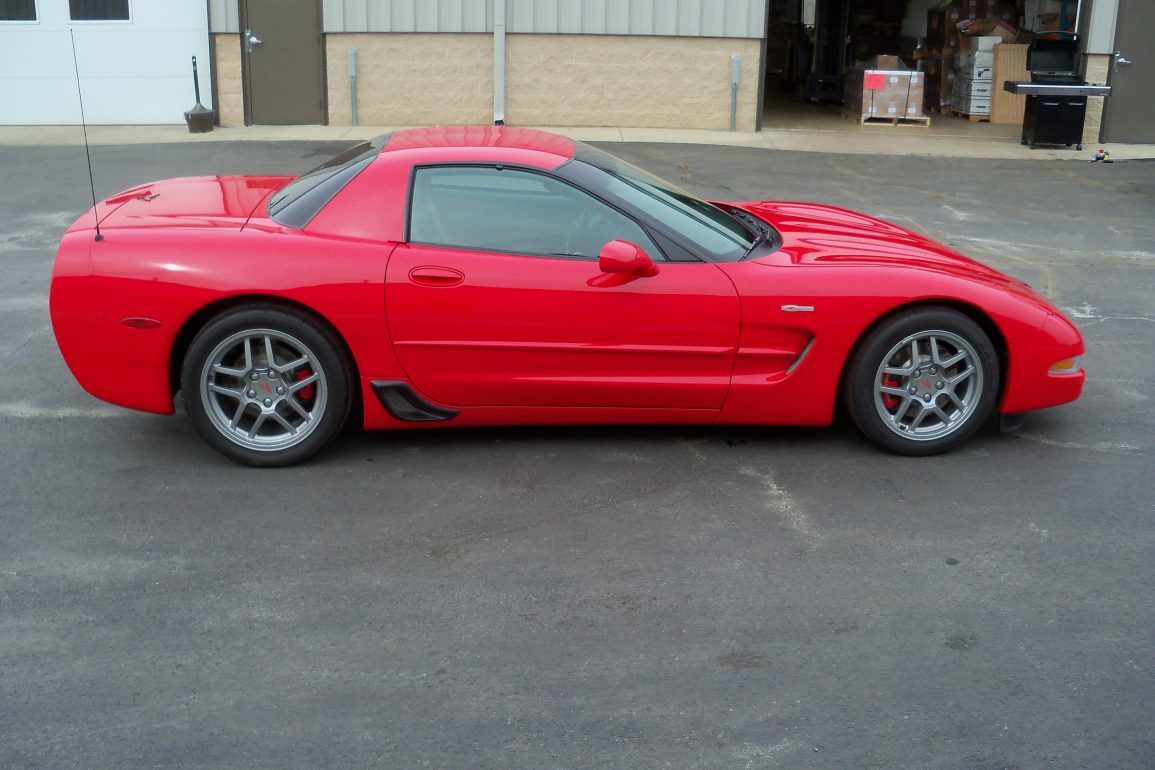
[384,164,741,410]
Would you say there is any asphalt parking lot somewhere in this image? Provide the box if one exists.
[2,138,1152,769]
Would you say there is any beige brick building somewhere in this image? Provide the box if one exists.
[209,0,768,132]
[200,0,1145,145]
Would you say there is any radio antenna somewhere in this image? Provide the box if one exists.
[69,29,103,242]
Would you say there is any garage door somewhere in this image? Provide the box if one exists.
[0,0,212,125]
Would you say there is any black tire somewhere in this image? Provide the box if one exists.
[843,307,999,456]
[181,305,354,466]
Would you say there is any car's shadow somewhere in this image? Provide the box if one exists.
[325,419,863,463]
[150,396,1045,470]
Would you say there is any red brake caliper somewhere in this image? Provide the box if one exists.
[881,374,900,410]
[296,369,315,402]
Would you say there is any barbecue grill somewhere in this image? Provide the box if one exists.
[1002,37,1110,150]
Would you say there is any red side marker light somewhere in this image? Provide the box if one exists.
[121,317,163,329]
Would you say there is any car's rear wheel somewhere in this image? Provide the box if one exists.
[181,306,353,466]
[844,307,999,456]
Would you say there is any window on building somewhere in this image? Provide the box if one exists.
[69,0,129,21]
[0,0,37,21]
[410,166,663,260]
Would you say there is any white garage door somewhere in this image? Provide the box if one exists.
[0,0,212,125]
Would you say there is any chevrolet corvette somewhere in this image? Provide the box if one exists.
[50,127,1084,465]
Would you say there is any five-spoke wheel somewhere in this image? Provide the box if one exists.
[845,308,999,455]
[181,306,353,466]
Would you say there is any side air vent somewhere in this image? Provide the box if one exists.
[370,381,459,422]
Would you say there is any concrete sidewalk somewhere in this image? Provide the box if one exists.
[2,122,1153,161]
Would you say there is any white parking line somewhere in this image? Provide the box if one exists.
[1061,304,1155,327]
[1016,432,1142,454]
[0,401,130,419]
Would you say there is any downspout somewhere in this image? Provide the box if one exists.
[729,54,741,131]
[348,49,358,126]
[493,0,506,125]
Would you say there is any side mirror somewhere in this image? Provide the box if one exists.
[598,239,659,277]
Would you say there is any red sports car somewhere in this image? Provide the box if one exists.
[50,127,1084,466]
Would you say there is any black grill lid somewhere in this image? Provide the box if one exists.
[1028,37,1079,75]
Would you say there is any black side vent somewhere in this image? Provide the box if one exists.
[370,381,459,422]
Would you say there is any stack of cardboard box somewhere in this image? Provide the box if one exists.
[922,0,1020,115]
[843,55,927,124]
[952,36,999,116]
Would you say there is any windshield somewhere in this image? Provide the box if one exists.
[268,134,391,228]
[573,143,753,259]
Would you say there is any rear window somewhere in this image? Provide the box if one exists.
[268,134,391,228]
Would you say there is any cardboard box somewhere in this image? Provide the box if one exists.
[869,55,903,70]
[953,77,995,99]
[961,35,1004,53]
[957,63,994,80]
[958,50,995,68]
[953,94,992,114]
[960,18,1017,41]
[990,43,1030,125]
[844,65,925,119]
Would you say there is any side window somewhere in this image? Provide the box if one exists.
[409,166,662,260]
[1,1,37,21]
[69,0,129,21]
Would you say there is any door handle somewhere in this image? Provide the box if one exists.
[1114,51,1131,73]
[245,29,263,53]
[409,266,465,287]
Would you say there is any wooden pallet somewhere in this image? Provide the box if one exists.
[842,110,932,128]
[951,110,991,123]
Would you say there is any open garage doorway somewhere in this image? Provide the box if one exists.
[759,0,1077,143]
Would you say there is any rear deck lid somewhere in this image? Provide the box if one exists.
[75,175,291,232]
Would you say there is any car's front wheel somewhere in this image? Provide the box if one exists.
[844,307,999,456]
[181,306,353,466]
